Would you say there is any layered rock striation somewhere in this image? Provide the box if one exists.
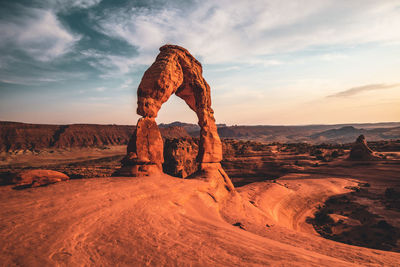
[0,121,190,153]
[117,45,234,191]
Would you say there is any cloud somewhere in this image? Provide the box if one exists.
[0,77,59,85]
[80,49,146,77]
[327,83,400,98]
[96,1,400,65]
[94,86,106,92]
[0,8,80,61]
[120,78,134,90]
[64,0,102,9]
[319,53,347,61]
[0,70,87,86]
[39,0,102,11]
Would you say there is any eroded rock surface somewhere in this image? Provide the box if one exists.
[117,117,164,176]
[163,138,198,178]
[13,169,69,188]
[136,44,222,164]
[349,135,375,160]
[117,44,233,193]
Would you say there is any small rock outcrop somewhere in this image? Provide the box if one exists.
[12,170,69,188]
[117,45,234,192]
[163,138,198,178]
[349,135,375,160]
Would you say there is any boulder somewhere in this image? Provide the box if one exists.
[163,138,198,178]
[13,169,69,188]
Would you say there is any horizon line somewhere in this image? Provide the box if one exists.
[1,120,399,128]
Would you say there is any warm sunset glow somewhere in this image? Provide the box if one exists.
[1,0,399,125]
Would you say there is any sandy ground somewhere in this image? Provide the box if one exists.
[1,173,399,266]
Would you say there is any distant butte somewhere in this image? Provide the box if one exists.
[116,45,234,192]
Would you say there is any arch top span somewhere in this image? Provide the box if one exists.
[116,44,234,192]
[137,44,208,119]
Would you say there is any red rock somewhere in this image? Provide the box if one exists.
[349,135,375,160]
[118,44,233,191]
[127,117,164,164]
[159,126,191,139]
[136,45,223,164]
[163,138,198,178]
[0,122,190,153]
[13,169,69,188]
[117,117,164,176]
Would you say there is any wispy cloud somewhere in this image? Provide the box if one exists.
[80,49,141,77]
[120,78,133,90]
[1,1,400,125]
[0,70,87,86]
[0,77,59,85]
[0,8,80,61]
[97,1,400,64]
[94,86,106,92]
[319,53,347,61]
[327,83,400,98]
[60,0,102,10]
[41,0,102,12]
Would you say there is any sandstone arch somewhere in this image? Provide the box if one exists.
[117,45,234,191]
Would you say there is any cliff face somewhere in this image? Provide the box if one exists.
[0,122,59,152]
[0,122,189,152]
[53,124,135,149]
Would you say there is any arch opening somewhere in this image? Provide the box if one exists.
[155,94,198,125]
[115,44,234,191]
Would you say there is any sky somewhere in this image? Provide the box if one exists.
[0,0,399,126]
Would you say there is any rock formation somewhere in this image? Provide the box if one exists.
[349,135,375,160]
[163,138,199,178]
[12,169,69,188]
[117,45,234,191]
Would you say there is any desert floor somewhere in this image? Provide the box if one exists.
[1,160,400,266]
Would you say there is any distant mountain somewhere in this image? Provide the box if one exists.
[332,122,400,129]
[159,121,200,134]
[309,126,400,143]
[217,123,400,143]
[159,121,227,136]
[217,124,337,143]
[309,126,362,143]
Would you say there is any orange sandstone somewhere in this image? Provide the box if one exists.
[13,169,69,188]
[118,45,233,191]
[349,135,375,160]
